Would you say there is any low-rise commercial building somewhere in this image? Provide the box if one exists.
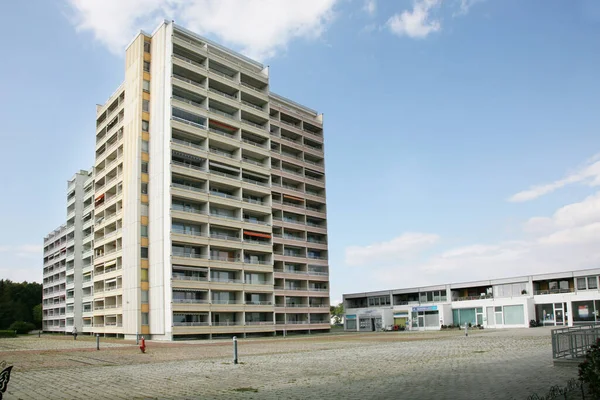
[343,268,600,331]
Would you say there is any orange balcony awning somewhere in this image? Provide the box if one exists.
[244,231,271,239]
[209,119,236,131]
[95,194,105,202]
[283,194,303,202]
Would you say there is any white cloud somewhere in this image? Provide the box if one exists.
[67,0,339,60]
[508,154,600,202]
[454,0,484,16]
[344,191,600,289]
[345,232,439,266]
[386,0,441,39]
[363,0,376,16]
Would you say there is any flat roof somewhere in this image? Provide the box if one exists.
[343,267,600,298]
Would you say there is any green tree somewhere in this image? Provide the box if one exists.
[0,280,42,329]
[330,303,344,325]
[33,304,43,328]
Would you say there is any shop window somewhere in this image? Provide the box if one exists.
[503,305,524,325]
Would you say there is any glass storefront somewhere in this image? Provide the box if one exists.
[536,303,567,326]
[573,300,600,325]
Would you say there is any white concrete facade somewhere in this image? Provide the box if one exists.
[43,169,93,333]
[43,21,330,340]
[344,268,600,332]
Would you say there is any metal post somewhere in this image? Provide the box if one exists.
[136,332,139,345]
[233,336,238,364]
[465,323,468,337]
[38,331,41,338]
[96,334,100,350]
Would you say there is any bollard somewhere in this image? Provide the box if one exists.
[38,331,41,338]
[96,333,100,350]
[465,323,468,337]
[136,332,139,345]
[233,336,238,364]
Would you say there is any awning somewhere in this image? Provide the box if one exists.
[104,260,116,268]
[173,288,208,292]
[283,194,303,202]
[173,150,205,162]
[209,161,239,173]
[209,119,236,131]
[105,278,117,284]
[244,231,271,239]
[95,194,105,202]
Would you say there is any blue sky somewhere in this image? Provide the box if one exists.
[1,0,599,304]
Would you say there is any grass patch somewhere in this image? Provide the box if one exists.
[232,387,258,393]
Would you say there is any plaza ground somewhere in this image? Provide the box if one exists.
[1,327,578,399]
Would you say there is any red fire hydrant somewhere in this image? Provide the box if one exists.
[139,336,146,353]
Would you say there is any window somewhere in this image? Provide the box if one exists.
[141,224,148,237]
[141,161,148,174]
[144,41,151,53]
[143,80,150,92]
[577,278,587,290]
[142,99,150,112]
[141,182,148,194]
[141,290,149,303]
[141,204,149,216]
[141,269,148,282]
[588,277,598,290]
[141,312,149,325]
[143,61,150,72]
[142,140,149,152]
[503,305,525,325]
[141,247,148,259]
[142,120,149,132]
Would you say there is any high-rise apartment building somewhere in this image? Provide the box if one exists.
[44,21,330,340]
[43,169,94,333]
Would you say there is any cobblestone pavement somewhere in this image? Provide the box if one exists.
[2,328,578,400]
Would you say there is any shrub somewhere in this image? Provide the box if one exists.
[9,321,36,334]
[529,319,538,328]
[0,330,17,338]
[579,338,600,396]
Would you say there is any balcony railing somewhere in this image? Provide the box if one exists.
[172,298,209,304]
[209,127,235,138]
[534,288,575,295]
[173,53,205,69]
[209,87,237,100]
[241,119,266,130]
[173,95,205,109]
[172,160,205,172]
[173,74,205,89]
[174,321,210,326]
[172,116,206,130]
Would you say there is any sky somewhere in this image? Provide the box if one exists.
[0,0,599,305]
